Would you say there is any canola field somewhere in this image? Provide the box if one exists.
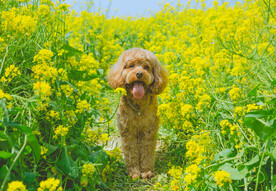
[0,0,276,190]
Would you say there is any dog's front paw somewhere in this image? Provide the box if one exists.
[129,169,141,179]
[130,171,140,179]
[141,171,154,179]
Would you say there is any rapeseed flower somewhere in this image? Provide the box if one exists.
[33,81,52,97]
[82,163,95,176]
[0,89,12,100]
[53,125,69,139]
[76,99,91,113]
[41,146,48,159]
[213,170,232,187]
[114,87,127,96]
[33,49,54,65]
[229,85,242,101]
[37,177,62,191]
[168,166,183,179]
[7,181,27,191]
[184,164,201,185]
[170,179,180,191]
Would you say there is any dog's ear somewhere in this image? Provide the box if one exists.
[150,58,169,95]
[107,54,125,89]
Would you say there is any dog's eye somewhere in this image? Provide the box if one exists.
[129,65,135,68]
[144,65,150,69]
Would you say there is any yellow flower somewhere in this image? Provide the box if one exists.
[7,181,27,191]
[229,85,242,102]
[0,89,12,100]
[33,49,54,65]
[37,177,63,191]
[1,8,37,37]
[60,85,74,97]
[185,132,214,165]
[82,163,95,176]
[41,146,48,159]
[32,64,58,82]
[100,133,110,143]
[53,125,69,139]
[180,104,193,119]
[114,87,127,96]
[196,94,211,111]
[170,179,180,191]
[246,103,260,112]
[213,170,232,187]
[104,147,122,161]
[38,5,51,17]
[1,65,21,83]
[168,166,183,179]
[153,182,162,189]
[76,99,91,113]
[33,81,52,97]
[184,164,201,185]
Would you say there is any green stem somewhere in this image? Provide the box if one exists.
[0,134,28,191]
[95,93,121,124]
[255,140,268,191]
[0,46,9,76]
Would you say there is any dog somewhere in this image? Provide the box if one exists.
[108,48,168,179]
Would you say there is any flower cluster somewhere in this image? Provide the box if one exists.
[213,170,232,187]
[82,163,95,176]
[7,181,27,191]
[37,178,63,191]
[53,125,69,139]
[1,65,21,83]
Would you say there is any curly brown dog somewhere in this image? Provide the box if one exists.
[108,48,168,179]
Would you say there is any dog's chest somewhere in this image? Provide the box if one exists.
[117,98,159,134]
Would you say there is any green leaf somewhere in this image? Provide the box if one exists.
[245,110,274,119]
[5,122,32,134]
[271,146,276,161]
[268,98,276,105]
[71,145,89,160]
[65,31,72,39]
[68,69,99,81]
[248,83,260,97]
[0,151,12,159]
[44,143,58,156]
[272,175,276,191]
[57,149,79,178]
[0,99,9,123]
[59,81,78,94]
[89,150,109,172]
[24,172,37,185]
[219,163,247,180]
[244,117,276,141]
[244,155,259,166]
[213,148,234,162]
[27,134,41,162]
[61,43,83,57]
[0,165,9,182]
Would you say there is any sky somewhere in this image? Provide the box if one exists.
[63,0,241,18]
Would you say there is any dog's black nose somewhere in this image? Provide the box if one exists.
[136,71,143,79]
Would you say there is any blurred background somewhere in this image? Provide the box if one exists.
[63,0,243,17]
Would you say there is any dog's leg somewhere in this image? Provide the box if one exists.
[121,134,141,179]
[139,127,158,179]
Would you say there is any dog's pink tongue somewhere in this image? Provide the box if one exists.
[132,82,144,99]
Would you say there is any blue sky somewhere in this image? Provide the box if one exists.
[63,0,241,17]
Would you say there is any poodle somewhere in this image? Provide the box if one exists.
[108,48,169,179]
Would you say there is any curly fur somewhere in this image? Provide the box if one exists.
[108,48,168,179]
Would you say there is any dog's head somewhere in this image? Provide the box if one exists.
[108,48,169,99]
